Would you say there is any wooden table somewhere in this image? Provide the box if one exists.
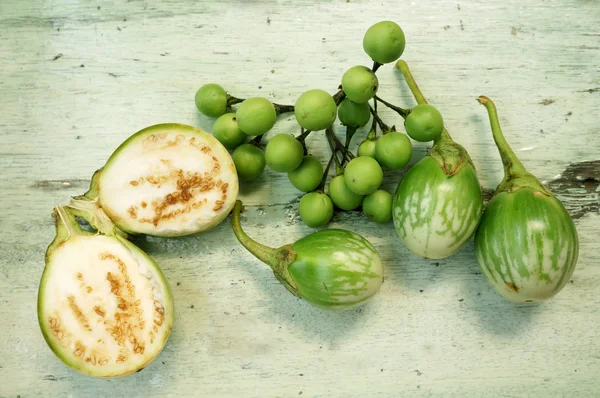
[1,1,599,397]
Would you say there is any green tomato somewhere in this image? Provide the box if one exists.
[235,97,277,136]
[363,21,406,64]
[341,66,379,104]
[363,190,393,223]
[328,175,363,210]
[357,138,377,158]
[294,89,337,131]
[232,144,266,180]
[212,113,247,149]
[195,83,228,117]
[338,98,371,128]
[288,156,324,192]
[343,156,383,196]
[405,104,444,142]
[298,192,334,228]
[265,134,304,172]
[375,132,412,170]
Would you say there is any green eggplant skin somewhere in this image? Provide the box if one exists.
[392,156,483,259]
[288,229,384,310]
[474,187,579,302]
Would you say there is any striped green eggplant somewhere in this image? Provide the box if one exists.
[391,60,483,259]
[475,96,579,302]
[231,201,384,310]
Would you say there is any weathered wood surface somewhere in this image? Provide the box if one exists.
[1,0,599,397]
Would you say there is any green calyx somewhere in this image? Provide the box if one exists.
[231,200,299,297]
[69,169,128,239]
[477,96,550,197]
[47,206,94,258]
[428,133,474,177]
[46,203,126,261]
[395,60,475,177]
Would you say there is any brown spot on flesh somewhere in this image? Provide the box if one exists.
[127,206,137,219]
[99,252,146,356]
[134,135,231,226]
[68,296,92,332]
[505,281,520,292]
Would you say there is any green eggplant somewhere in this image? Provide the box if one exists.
[38,205,174,377]
[475,96,579,302]
[391,60,483,259]
[231,201,384,310]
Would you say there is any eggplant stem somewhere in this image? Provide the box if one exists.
[477,96,528,178]
[395,60,428,105]
[231,201,299,295]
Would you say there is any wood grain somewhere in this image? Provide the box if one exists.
[1,0,599,397]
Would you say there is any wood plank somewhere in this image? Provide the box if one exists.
[0,0,598,397]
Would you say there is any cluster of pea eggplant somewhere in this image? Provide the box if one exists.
[194,22,445,230]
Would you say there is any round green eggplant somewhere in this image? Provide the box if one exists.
[38,205,174,378]
[475,96,579,302]
[391,60,483,259]
[392,155,482,259]
[231,200,384,310]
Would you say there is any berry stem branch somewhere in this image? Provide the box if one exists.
[367,99,378,138]
[325,129,343,175]
[342,126,358,166]
[326,127,354,162]
[374,95,410,119]
[317,154,334,192]
[296,128,311,155]
[227,95,244,107]
[249,134,264,146]
[372,61,382,73]
[332,88,346,106]
[274,103,295,115]
[344,126,358,150]
[225,94,294,115]
[369,105,391,132]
